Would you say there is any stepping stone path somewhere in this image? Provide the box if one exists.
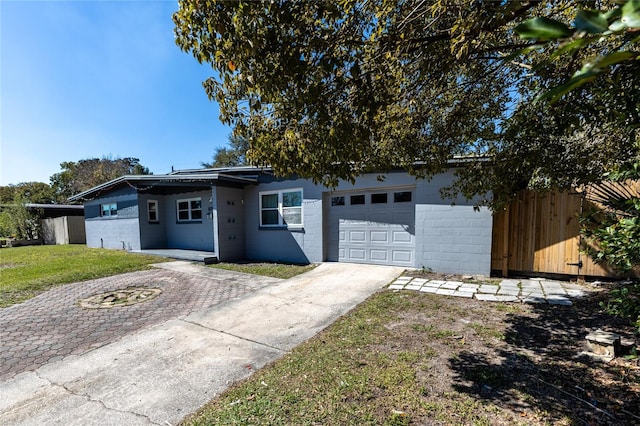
[388,276,589,305]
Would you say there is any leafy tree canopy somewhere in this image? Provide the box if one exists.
[202,134,249,168]
[0,182,58,204]
[174,0,639,207]
[50,156,152,201]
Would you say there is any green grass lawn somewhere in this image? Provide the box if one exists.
[0,245,169,307]
[209,262,316,279]
[181,288,640,425]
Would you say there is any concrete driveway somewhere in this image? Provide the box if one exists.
[0,261,402,425]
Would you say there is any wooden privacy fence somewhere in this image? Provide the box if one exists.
[491,189,623,279]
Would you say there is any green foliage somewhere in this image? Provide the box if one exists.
[202,133,248,168]
[0,195,42,239]
[50,156,152,200]
[580,162,640,275]
[599,284,640,333]
[174,1,639,207]
[0,182,58,204]
[581,211,640,273]
[515,0,640,103]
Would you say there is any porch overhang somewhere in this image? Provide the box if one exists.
[69,173,258,202]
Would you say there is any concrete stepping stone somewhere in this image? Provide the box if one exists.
[388,283,406,290]
[500,279,521,287]
[475,294,520,302]
[497,288,520,296]
[441,281,462,290]
[419,286,439,293]
[423,281,443,288]
[542,286,566,295]
[452,291,474,298]
[477,284,498,294]
[523,295,547,304]
[405,283,424,291]
[547,295,572,306]
[436,288,457,296]
[411,278,428,285]
[459,283,479,292]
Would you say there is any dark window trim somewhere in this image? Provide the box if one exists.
[371,193,388,204]
[350,195,366,205]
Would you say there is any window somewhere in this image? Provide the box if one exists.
[177,197,202,222]
[394,191,412,203]
[147,200,159,222]
[260,189,303,227]
[350,195,365,205]
[100,203,117,217]
[371,193,388,204]
[331,196,345,206]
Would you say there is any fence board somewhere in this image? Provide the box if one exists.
[491,189,623,278]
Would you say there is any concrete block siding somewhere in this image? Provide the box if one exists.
[81,168,493,275]
[244,177,323,264]
[84,187,141,250]
[414,204,492,275]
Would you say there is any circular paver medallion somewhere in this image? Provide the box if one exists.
[79,287,162,309]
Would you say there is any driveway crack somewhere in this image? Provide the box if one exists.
[180,319,286,353]
[33,370,163,425]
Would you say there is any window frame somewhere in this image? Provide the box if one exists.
[100,203,118,217]
[371,193,388,204]
[393,191,413,203]
[147,200,159,223]
[350,194,365,205]
[259,188,303,228]
[176,197,202,222]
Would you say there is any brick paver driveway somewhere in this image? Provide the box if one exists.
[0,265,271,380]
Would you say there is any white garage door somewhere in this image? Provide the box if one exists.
[327,188,415,267]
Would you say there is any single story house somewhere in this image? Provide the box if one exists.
[69,166,493,275]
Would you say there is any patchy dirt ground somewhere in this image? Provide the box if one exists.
[383,286,640,425]
[184,280,640,425]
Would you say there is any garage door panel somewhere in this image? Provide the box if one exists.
[349,248,366,260]
[370,231,388,242]
[392,250,413,263]
[349,230,366,242]
[370,249,388,261]
[327,189,416,267]
[392,230,412,243]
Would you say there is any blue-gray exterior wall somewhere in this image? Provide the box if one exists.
[245,170,492,275]
[164,189,215,251]
[84,187,141,250]
[412,171,493,275]
[215,186,245,261]
[244,178,323,264]
[138,193,167,249]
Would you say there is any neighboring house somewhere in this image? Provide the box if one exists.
[69,166,493,275]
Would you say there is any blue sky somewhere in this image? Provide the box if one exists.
[1,0,231,186]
